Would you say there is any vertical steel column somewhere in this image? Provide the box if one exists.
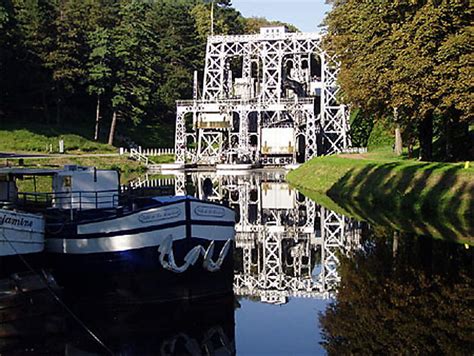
[305,107,318,160]
[238,110,249,158]
[175,108,186,163]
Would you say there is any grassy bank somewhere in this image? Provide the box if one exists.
[0,120,116,154]
[0,119,175,153]
[148,154,175,164]
[0,119,171,186]
[287,150,474,243]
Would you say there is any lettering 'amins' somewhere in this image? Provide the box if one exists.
[0,214,34,228]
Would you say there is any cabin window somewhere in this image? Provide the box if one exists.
[63,176,72,188]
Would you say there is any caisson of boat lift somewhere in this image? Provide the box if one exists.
[174,26,350,169]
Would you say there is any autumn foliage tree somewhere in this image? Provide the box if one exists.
[324,0,473,161]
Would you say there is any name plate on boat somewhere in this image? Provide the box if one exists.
[138,207,181,223]
[194,206,225,218]
[0,212,34,229]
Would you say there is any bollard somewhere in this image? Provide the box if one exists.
[59,139,64,154]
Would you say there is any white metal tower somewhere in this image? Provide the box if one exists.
[175,27,350,167]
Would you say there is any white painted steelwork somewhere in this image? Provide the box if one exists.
[175,28,350,166]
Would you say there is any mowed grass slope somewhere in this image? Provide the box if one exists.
[0,120,116,153]
[287,150,474,242]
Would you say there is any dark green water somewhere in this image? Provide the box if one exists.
[1,171,472,355]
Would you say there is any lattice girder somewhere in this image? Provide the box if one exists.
[160,172,365,302]
[176,29,350,166]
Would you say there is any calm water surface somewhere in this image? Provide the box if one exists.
[2,170,472,355]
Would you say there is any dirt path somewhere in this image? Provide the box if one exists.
[337,153,369,159]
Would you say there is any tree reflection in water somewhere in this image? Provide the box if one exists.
[320,227,473,354]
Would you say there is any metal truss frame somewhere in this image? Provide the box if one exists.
[176,172,362,302]
[175,30,350,165]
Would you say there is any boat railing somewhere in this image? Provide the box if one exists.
[14,190,121,211]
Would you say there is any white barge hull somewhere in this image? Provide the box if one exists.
[0,209,45,256]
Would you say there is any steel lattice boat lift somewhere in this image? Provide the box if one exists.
[175,26,350,168]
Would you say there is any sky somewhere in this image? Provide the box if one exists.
[231,0,332,33]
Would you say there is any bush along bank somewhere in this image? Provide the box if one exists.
[286,154,474,244]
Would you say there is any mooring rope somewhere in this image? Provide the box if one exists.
[0,229,114,355]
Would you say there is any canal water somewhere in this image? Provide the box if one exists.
[2,171,472,354]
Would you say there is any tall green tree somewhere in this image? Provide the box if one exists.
[431,2,473,160]
[149,1,202,120]
[85,0,117,141]
[47,0,91,123]
[0,0,11,114]
[191,0,244,42]
[108,0,159,145]
[87,27,113,141]
[9,0,57,120]
[324,0,473,161]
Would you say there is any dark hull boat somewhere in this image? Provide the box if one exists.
[46,196,235,303]
[0,166,236,304]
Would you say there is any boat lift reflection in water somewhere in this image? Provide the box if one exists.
[134,170,364,304]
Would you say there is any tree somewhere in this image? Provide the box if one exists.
[0,3,6,27]
[191,0,244,42]
[0,0,11,114]
[324,1,397,147]
[84,0,119,141]
[108,0,159,145]
[149,0,201,120]
[324,0,473,161]
[7,0,57,120]
[47,0,91,123]
[432,3,473,160]
[87,27,113,141]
